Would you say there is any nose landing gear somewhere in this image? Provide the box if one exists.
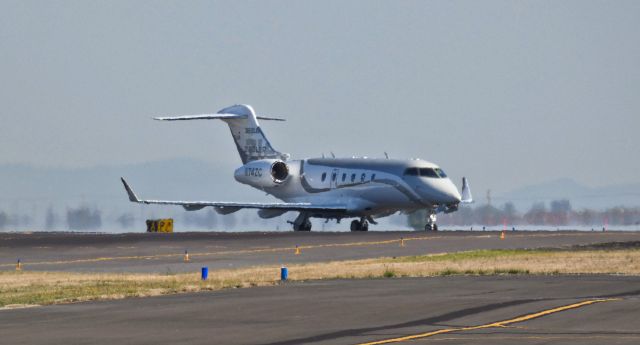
[350,218,369,231]
[424,211,438,231]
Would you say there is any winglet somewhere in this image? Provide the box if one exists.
[461,177,473,203]
[120,177,140,203]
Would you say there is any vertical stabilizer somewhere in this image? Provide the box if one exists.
[153,104,285,164]
[218,104,282,163]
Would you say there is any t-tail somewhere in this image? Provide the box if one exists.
[154,104,287,163]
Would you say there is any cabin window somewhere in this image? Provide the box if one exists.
[361,173,366,182]
[371,174,376,181]
[434,168,447,178]
[419,168,439,178]
[351,173,356,182]
[321,172,327,182]
[342,173,346,182]
[331,172,337,182]
[404,168,419,176]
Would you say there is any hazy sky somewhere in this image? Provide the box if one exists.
[1,1,639,195]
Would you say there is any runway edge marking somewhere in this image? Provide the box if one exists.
[355,298,621,345]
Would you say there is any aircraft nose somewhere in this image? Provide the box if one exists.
[439,180,462,203]
[417,178,462,204]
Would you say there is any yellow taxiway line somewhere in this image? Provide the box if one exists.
[356,298,620,345]
[0,237,414,267]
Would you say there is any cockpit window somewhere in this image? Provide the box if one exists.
[419,168,439,178]
[404,168,419,176]
[434,168,447,178]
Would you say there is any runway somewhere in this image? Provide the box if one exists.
[1,230,639,273]
[2,275,639,344]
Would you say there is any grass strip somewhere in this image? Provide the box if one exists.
[2,248,639,308]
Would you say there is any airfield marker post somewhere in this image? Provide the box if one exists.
[201,267,208,280]
[184,250,190,262]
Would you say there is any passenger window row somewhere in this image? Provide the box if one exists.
[320,171,377,183]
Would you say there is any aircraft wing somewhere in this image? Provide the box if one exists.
[120,178,346,214]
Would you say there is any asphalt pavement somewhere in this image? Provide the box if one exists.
[1,230,639,273]
[1,275,639,345]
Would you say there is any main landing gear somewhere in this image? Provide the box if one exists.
[289,213,312,231]
[295,220,312,231]
[424,211,438,231]
[350,218,369,232]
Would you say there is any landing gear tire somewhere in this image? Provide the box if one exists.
[424,223,438,231]
[425,211,438,231]
[350,219,369,232]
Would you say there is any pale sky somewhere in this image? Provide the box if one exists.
[1,0,639,195]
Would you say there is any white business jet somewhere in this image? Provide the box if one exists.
[121,104,472,231]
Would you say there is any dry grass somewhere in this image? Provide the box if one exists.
[2,248,639,308]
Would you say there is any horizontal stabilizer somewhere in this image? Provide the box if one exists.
[256,116,286,121]
[154,114,285,121]
[153,113,245,121]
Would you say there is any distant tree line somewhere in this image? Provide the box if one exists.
[2,200,638,231]
[409,200,640,230]
[66,207,102,230]
[0,205,240,231]
[183,209,218,229]
[0,206,102,231]
[0,210,32,230]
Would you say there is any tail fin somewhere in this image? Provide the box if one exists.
[154,104,286,164]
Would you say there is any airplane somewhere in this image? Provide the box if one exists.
[121,104,473,231]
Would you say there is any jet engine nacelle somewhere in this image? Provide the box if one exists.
[234,159,289,188]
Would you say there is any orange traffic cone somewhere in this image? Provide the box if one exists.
[500,231,505,240]
[400,237,405,247]
[295,245,301,255]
